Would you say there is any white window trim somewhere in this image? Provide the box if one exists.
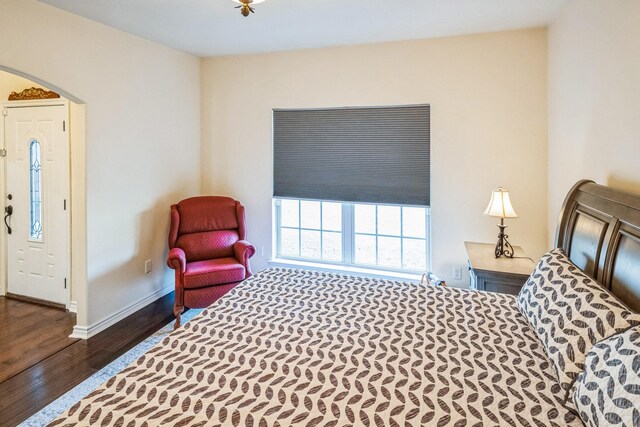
[272,198,431,278]
[268,258,423,283]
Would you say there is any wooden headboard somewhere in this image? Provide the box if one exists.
[556,180,640,312]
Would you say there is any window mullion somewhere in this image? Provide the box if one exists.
[375,206,379,265]
[320,203,324,260]
[400,207,405,268]
[275,199,282,257]
[343,203,353,265]
[297,200,302,257]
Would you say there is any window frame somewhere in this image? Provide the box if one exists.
[274,197,431,275]
[277,199,344,262]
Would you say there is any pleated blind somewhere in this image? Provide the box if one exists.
[273,104,430,206]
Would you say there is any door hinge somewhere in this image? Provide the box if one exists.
[64,278,67,289]
[0,149,6,157]
[2,107,7,117]
[64,199,67,210]
[63,121,66,132]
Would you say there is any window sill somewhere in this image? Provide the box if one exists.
[268,258,422,283]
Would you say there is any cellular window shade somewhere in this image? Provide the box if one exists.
[273,105,430,206]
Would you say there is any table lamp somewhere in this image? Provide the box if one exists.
[484,188,518,258]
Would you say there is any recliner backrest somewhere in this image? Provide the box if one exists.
[170,196,243,262]
[178,197,238,234]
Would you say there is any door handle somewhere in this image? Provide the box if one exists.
[4,205,12,234]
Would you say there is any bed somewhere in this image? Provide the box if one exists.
[50,180,640,426]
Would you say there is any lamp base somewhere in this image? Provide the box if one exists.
[494,223,515,259]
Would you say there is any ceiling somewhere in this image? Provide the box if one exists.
[39,0,568,57]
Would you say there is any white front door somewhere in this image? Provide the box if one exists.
[4,104,69,305]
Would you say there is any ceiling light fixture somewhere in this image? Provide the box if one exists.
[232,0,265,17]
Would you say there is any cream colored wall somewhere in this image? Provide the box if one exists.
[201,29,548,285]
[547,0,640,246]
[0,0,201,330]
[0,72,45,99]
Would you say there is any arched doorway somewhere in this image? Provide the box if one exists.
[0,67,87,336]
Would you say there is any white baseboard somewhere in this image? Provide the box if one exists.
[68,300,78,313]
[70,285,173,340]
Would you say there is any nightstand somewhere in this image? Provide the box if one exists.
[465,241,535,295]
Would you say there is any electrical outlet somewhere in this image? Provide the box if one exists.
[144,260,152,274]
[259,245,265,257]
[452,266,463,280]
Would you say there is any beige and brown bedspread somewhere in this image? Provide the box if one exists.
[51,268,580,426]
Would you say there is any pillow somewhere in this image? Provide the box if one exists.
[572,326,640,427]
[517,248,640,406]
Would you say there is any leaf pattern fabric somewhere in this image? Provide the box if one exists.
[51,268,581,426]
[573,326,640,427]
[517,249,640,407]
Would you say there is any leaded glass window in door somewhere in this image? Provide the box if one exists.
[29,139,43,241]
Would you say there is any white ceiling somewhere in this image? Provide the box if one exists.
[39,0,568,57]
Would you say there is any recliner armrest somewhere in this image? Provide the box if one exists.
[234,240,256,268]
[167,247,186,273]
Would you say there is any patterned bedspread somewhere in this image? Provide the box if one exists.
[51,268,581,426]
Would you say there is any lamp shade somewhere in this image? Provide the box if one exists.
[484,188,518,218]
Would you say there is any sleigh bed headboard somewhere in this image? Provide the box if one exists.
[556,180,640,312]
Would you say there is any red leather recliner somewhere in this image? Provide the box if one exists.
[167,196,255,327]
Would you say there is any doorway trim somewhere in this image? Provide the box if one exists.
[0,67,87,339]
[2,98,73,310]
[1,99,72,308]
[1,101,87,338]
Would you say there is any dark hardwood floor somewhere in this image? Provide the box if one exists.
[0,297,77,385]
[0,292,179,427]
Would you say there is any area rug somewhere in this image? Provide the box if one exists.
[18,309,203,427]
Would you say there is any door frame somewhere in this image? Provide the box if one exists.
[0,99,72,309]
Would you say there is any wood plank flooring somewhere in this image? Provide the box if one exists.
[0,292,179,426]
[0,297,77,384]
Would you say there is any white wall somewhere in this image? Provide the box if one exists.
[0,0,201,331]
[202,29,548,285]
[548,0,640,245]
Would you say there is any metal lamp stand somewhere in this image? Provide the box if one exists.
[494,217,515,258]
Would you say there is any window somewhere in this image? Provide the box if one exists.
[275,198,429,273]
[273,104,430,274]
[279,199,343,261]
[353,204,427,271]
[29,139,43,241]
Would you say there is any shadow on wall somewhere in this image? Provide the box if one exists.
[138,191,195,291]
[608,176,640,196]
[87,188,193,326]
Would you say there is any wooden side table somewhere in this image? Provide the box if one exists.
[465,241,535,295]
